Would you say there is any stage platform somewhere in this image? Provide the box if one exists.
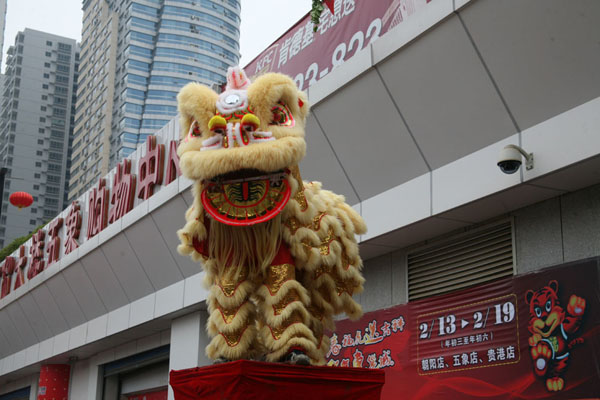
[170,360,385,400]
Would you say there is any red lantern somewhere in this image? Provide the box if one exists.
[9,191,34,209]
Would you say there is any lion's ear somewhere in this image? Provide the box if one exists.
[296,90,310,122]
[548,280,559,293]
[526,290,535,305]
[177,83,219,139]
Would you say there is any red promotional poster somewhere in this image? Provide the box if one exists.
[326,258,600,399]
[244,0,434,90]
[37,364,70,400]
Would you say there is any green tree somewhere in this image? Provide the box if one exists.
[0,223,46,263]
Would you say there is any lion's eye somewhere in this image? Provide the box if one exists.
[192,125,202,137]
[187,120,202,141]
[208,115,228,136]
[545,300,552,312]
[270,102,295,127]
[535,307,542,317]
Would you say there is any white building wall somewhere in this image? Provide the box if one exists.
[168,311,211,400]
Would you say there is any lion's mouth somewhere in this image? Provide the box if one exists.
[202,169,291,226]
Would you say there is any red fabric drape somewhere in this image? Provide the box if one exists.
[170,360,385,400]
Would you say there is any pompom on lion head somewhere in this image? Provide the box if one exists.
[177,67,309,183]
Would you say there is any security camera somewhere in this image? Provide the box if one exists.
[497,144,533,174]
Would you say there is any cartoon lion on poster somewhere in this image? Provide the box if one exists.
[525,280,586,391]
[176,67,366,365]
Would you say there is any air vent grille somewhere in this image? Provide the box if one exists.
[408,221,514,301]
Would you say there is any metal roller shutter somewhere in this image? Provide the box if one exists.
[408,220,515,301]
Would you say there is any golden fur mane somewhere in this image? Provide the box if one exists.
[207,215,281,279]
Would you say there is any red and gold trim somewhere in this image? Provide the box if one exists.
[201,174,291,226]
[264,263,295,296]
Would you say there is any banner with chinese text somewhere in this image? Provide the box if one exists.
[244,0,434,90]
[326,257,600,399]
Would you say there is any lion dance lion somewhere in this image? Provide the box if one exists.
[176,67,366,365]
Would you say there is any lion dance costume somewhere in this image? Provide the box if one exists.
[176,67,366,365]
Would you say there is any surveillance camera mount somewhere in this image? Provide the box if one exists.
[505,144,534,170]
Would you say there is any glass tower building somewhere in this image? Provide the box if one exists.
[69,0,240,200]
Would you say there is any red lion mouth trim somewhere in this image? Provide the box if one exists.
[201,170,291,226]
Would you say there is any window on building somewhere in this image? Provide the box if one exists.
[58,43,72,51]
[34,173,41,179]
[46,41,53,46]
[37,139,44,145]
[57,53,71,63]
[53,108,66,117]
[56,75,70,84]
[50,141,63,150]
[36,151,43,156]
[43,73,50,78]
[35,162,42,167]
[39,117,46,122]
[46,186,60,195]
[48,163,62,172]
[39,128,45,133]
[49,153,63,161]
[45,51,51,57]
[44,62,51,68]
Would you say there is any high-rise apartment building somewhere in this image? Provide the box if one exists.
[0,0,6,69]
[0,0,7,89]
[0,29,79,248]
[68,0,241,200]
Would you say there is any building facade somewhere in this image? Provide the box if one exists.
[0,0,6,69]
[0,0,7,91]
[68,0,241,201]
[0,0,599,399]
[0,29,78,248]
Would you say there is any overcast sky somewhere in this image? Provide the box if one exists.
[1,0,310,72]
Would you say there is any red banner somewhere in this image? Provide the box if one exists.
[38,364,70,400]
[326,258,600,399]
[244,0,434,90]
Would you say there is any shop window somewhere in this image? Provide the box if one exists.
[102,345,170,400]
[407,220,514,301]
[0,386,30,399]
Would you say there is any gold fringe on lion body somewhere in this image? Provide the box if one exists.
[176,67,366,365]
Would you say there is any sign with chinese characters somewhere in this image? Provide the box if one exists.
[417,293,519,374]
[245,0,434,91]
[0,133,181,300]
[327,258,600,399]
